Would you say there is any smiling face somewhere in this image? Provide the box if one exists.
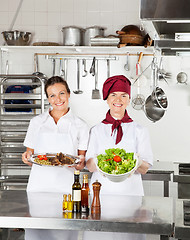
[107,91,130,119]
[47,83,70,114]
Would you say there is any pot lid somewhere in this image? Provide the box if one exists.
[85,26,106,30]
[61,26,84,30]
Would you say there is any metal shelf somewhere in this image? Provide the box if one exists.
[0,93,46,100]
[0,74,46,190]
[0,104,42,108]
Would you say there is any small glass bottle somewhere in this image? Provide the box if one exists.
[63,194,68,212]
[72,170,81,213]
[81,174,89,213]
[67,194,73,212]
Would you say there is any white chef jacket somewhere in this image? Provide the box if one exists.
[84,121,153,240]
[86,121,153,196]
[24,108,88,156]
[24,108,89,240]
[24,108,89,193]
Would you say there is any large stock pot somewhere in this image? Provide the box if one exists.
[61,26,83,46]
[84,26,105,46]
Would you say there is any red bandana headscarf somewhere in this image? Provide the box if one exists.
[102,75,133,145]
[102,110,133,144]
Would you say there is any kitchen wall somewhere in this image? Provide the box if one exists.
[0,0,189,197]
[0,0,140,44]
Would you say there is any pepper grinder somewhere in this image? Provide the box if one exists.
[91,180,101,215]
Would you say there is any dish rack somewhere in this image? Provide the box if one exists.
[0,74,48,190]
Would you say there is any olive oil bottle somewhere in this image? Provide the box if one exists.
[72,170,81,212]
[67,194,73,212]
[62,194,68,212]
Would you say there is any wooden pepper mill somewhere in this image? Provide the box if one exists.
[91,180,101,218]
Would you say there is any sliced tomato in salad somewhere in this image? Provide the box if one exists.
[37,155,47,160]
[113,155,122,163]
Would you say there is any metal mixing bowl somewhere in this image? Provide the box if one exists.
[2,30,32,46]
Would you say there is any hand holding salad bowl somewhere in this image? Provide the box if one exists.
[95,148,140,182]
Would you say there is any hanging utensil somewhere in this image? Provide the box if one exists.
[131,91,145,110]
[92,59,101,99]
[133,52,147,87]
[5,60,9,75]
[152,58,168,110]
[151,85,168,110]
[132,62,152,86]
[136,52,143,76]
[73,59,83,94]
[157,57,171,83]
[82,59,88,77]
[60,59,68,81]
[35,54,39,72]
[33,54,47,88]
[64,59,68,81]
[90,57,96,76]
[52,59,56,76]
[177,72,188,84]
[107,59,110,78]
[144,95,165,122]
[131,52,145,110]
[59,58,65,78]
[144,57,167,122]
[124,52,129,71]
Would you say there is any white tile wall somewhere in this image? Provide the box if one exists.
[0,0,141,45]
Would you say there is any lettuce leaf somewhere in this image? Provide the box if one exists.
[97,148,136,175]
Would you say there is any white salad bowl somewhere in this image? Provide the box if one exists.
[94,153,139,182]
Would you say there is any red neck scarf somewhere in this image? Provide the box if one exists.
[102,110,133,145]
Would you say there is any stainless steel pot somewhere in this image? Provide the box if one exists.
[144,57,166,122]
[84,26,105,46]
[144,95,165,122]
[151,87,168,109]
[61,26,83,46]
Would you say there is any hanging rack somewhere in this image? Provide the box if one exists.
[34,52,154,57]
[45,55,118,60]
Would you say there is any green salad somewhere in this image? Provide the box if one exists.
[97,148,136,175]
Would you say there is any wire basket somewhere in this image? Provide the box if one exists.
[131,94,145,110]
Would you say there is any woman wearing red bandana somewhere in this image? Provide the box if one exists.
[84,75,153,240]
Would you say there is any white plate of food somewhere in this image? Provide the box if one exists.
[29,152,80,167]
[95,148,139,182]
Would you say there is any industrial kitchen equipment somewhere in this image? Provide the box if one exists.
[175,199,190,240]
[173,162,190,199]
[140,0,190,55]
[0,74,48,190]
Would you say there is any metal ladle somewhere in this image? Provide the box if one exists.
[59,58,65,78]
[124,52,129,71]
[52,59,56,76]
[73,59,83,94]
[82,59,88,77]
[107,59,110,78]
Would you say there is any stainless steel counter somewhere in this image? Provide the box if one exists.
[143,161,174,197]
[0,190,173,239]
